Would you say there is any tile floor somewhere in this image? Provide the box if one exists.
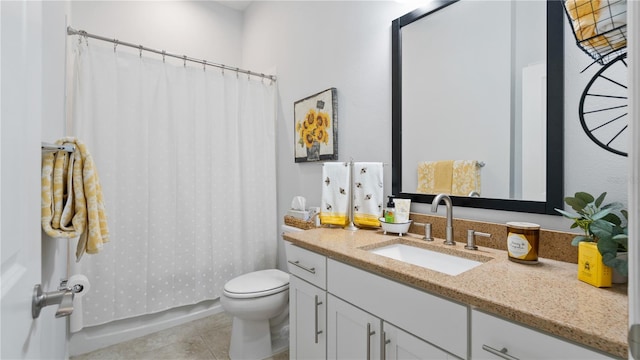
[70,312,289,360]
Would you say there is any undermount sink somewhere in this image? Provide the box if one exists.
[369,243,483,276]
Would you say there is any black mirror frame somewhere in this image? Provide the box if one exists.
[391,0,564,215]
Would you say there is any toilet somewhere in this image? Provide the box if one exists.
[220,225,302,359]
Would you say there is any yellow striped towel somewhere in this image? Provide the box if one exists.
[417,160,453,194]
[452,160,481,196]
[41,137,109,261]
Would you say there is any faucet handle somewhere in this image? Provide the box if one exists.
[466,230,491,250]
[424,223,434,241]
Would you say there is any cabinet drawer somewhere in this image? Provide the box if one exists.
[472,309,612,359]
[285,241,327,289]
[328,259,467,359]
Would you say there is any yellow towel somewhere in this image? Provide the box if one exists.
[352,162,383,228]
[320,162,350,226]
[565,0,626,52]
[42,137,109,261]
[417,160,453,194]
[452,160,481,196]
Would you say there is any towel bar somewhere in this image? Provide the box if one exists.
[41,142,75,153]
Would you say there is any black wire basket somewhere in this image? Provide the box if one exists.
[563,0,627,65]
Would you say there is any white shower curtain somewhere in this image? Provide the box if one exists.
[70,40,277,327]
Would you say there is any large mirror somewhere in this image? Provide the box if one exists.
[391,0,564,214]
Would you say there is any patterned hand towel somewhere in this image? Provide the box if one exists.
[452,160,481,196]
[320,162,350,226]
[352,162,383,227]
[417,160,453,194]
[42,137,109,261]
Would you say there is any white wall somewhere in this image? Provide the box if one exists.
[242,1,628,236]
[69,1,244,67]
[40,1,71,358]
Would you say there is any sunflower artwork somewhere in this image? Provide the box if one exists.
[294,88,338,162]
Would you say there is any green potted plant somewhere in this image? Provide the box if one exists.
[555,191,628,277]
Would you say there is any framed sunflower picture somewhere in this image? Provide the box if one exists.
[294,88,338,163]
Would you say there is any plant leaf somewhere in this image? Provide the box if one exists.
[571,235,591,246]
[564,196,588,213]
[590,220,614,242]
[602,212,622,226]
[555,208,579,219]
[591,208,612,221]
[593,192,607,208]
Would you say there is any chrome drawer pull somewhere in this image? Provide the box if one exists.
[366,323,376,360]
[314,295,323,344]
[381,332,390,360]
[288,260,316,274]
[482,345,520,360]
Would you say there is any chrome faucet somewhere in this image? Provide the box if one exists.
[431,193,455,245]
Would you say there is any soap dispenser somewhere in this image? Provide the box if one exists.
[384,196,395,223]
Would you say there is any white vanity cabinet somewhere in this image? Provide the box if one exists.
[471,309,612,359]
[327,293,456,360]
[327,259,466,359]
[286,242,327,360]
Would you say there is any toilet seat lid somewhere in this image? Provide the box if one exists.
[224,269,289,299]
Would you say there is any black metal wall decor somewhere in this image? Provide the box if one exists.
[564,0,627,65]
[579,54,628,157]
[564,0,628,157]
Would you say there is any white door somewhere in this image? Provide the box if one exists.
[289,275,326,360]
[383,322,455,360]
[327,294,381,359]
[1,1,45,358]
[630,2,640,359]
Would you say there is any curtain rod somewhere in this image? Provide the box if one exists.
[66,26,277,82]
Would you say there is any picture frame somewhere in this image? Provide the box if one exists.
[294,88,338,162]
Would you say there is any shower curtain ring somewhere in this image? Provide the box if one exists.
[203,60,207,71]
[113,39,118,53]
[139,45,143,58]
[161,50,166,63]
[183,55,187,68]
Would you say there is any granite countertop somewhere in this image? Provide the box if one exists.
[283,227,628,358]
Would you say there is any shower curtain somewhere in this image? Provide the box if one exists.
[70,39,277,327]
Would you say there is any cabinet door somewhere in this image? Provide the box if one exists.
[327,294,381,360]
[383,322,458,360]
[472,309,612,359]
[290,275,327,360]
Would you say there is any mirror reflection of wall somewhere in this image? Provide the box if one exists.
[401,1,546,201]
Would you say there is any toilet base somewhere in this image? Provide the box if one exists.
[229,317,271,360]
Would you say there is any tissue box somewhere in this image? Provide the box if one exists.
[578,242,612,288]
[287,209,310,220]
